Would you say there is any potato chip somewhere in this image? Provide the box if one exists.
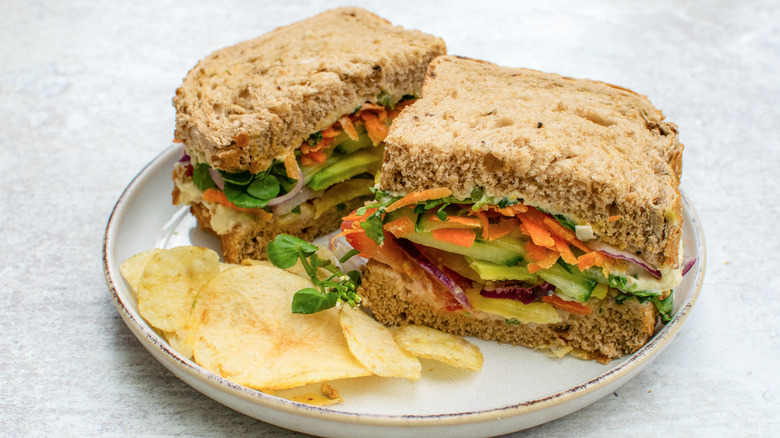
[187,265,371,391]
[162,330,192,359]
[119,249,161,293]
[394,325,484,371]
[136,246,221,334]
[339,307,421,379]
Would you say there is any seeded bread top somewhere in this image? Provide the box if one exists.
[381,56,683,269]
[173,7,446,173]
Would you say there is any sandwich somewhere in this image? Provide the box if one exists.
[340,56,694,362]
[171,7,446,263]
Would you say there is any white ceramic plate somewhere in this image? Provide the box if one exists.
[103,144,706,438]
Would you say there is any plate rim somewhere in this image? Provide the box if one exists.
[103,144,706,430]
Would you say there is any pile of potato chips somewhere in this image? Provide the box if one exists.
[121,246,483,404]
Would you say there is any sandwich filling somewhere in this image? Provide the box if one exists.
[340,188,695,325]
[173,97,415,231]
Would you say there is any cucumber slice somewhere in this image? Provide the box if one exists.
[468,259,539,282]
[334,126,371,154]
[401,233,524,266]
[536,263,597,302]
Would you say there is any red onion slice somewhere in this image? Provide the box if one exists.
[272,187,320,216]
[208,168,225,190]
[682,256,696,276]
[267,163,305,207]
[588,241,662,278]
[481,282,555,304]
[395,239,472,310]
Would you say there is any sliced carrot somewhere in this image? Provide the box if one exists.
[542,295,591,315]
[284,152,300,179]
[609,215,622,222]
[385,188,453,212]
[202,189,272,221]
[431,228,476,247]
[487,218,517,241]
[577,251,606,271]
[517,213,555,248]
[361,112,389,145]
[338,115,359,141]
[384,216,415,237]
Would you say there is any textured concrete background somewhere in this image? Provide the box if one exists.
[1,0,778,436]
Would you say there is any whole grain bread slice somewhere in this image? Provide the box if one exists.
[360,260,657,361]
[174,7,446,174]
[380,56,683,269]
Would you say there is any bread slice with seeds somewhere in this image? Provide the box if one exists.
[170,7,446,263]
[381,55,683,269]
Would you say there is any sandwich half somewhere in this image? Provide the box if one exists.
[171,7,446,263]
[341,56,692,362]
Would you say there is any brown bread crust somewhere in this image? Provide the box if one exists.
[173,7,446,174]
[381,56,683,269]
[359,260,657,361]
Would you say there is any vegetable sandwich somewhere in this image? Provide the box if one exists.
[341,56,695,362]
[171,7,446,262]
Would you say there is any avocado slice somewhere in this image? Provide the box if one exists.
[307,150,381,192]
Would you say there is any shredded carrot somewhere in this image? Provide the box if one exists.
[173,138,183,143]
[321,126,342,138]
[528,253,560,273]
[487,218,517,241]
[359,102,386,112]
[387,99,416,118]
[284,152,300,179]
[517,213,555,248]
[542,217,576,242]
[542,295,591,315]
[338,115,359,141]
[431,228,476,247]
[577,251,606,271]
[609,215,622,222]
[384,216,415,237]
[511,204,529,213]
[467,210,491,239]
[553,235,578,265]
[360,112,388,146]
[524,241,551,263]
[300,149,327,166]
[202,189,272,221]
[385,188,453,212]
[432,215,482,228]
[493,206,518,217]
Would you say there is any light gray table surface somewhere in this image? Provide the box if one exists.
[2,0,778,436]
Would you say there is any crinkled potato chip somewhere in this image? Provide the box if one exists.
[120,249,161,293]
[136,247,221,334]
[187,265,371,391]
[394,325,484,371]
[339,307,421,379]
